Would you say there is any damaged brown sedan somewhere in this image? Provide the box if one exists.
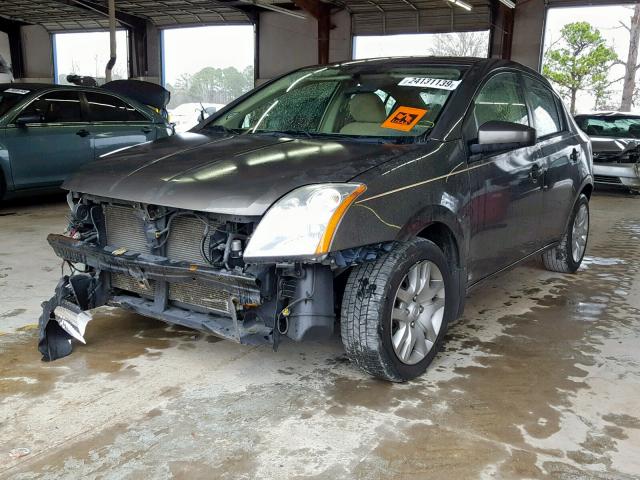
[40,57,593,382]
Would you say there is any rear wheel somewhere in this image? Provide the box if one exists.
[340,238,458,382]
[542,194,589,273]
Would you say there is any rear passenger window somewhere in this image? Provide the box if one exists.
[85,92,147,122]
[21,90,83,123]
[524,78,562,138]
[467,73,529,139]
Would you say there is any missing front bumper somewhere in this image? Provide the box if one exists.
[40,234,274,361]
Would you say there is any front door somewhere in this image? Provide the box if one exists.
[83,91,156,159]
[465,72,546,283]
[523,76,580,245]
[6,90,91,189]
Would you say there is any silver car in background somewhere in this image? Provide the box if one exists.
[575,112,640,193]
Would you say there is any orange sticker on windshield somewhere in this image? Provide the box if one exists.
[381,106,428,132]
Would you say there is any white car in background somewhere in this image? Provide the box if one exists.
[169,102,225,132]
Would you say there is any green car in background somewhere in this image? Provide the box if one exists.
[0,82,173,200]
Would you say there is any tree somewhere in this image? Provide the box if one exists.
[428,31,489,58]
[618,4,640,111]
[543,22,618,114]
[166,66,254,109]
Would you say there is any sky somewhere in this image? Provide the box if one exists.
[353,32,489,59]
[162,26,254,85]
[544,5,637,113]
[54,30,129,83]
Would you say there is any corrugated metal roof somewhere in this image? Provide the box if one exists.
[0,0,250,31]
[0,0,492,33]
[329,0,492,35]
[2,0,112,31]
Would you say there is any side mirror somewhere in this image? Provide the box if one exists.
[15,113,43,127]
[470,121,537,156]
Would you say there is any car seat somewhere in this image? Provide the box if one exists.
[340,93,394,136]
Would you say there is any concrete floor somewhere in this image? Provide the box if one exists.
[1,192,639,479]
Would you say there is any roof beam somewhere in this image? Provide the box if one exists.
[0,16,26,78]
[292,0,332,65]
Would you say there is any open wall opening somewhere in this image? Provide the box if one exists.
[161,25,254,131]
[53,30,129,85]
[543,4,640,114]
[353,31,490,60]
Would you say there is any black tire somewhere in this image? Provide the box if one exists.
[542,194,590,274]
[340,238,459,382]
[0,169,5,201]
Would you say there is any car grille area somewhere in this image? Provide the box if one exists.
[104,205,148,255]
[103,204,233,316]
[168,281,231,314]
[111,272,156,298]
[594,175,622,184]
[103,204,214,264]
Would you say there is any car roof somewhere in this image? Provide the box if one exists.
[332,56,485,66]
[314,56,543,85]
[0,83,56,92]
[0,82,128,95]
[326,56,529,70]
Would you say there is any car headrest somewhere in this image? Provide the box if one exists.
[628,124,640,136]
[349,93,387,123]
[585,125,604,135]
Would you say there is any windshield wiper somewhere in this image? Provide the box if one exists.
[247,130,314,139]
[205,125,239,135]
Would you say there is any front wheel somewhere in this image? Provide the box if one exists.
[542,194,590,273]
[340,238,458,382]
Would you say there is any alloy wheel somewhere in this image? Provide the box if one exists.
[391,261,445,365]
[571,203,589,263]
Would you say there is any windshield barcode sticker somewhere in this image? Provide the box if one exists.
[4,88,30,95]
[399,77,461,90]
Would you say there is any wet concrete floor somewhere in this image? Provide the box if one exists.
[0,192,639,479]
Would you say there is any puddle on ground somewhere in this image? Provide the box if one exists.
[324,219,640,477]
[0,308,219,400]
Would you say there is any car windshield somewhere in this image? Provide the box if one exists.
[0,89,29,118]
[205,64,464,142]
[576,115,640,139]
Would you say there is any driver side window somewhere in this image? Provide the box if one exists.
[20,90,83,124]
[465,73,529,141]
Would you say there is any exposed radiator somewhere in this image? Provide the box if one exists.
[111,272,231,316]
[166,215,209,263]
[111,272,156,298]
[104,204,235,316]
[169,281,231,315]
[104,204,149,255]
[103,204,215,265]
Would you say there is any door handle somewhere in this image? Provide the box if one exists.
[529,164,542,183]
[141,126,152,133]
[570,148,581,163]
[529,163,548,188]
[76,129,90,137]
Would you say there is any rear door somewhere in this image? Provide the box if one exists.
[523,76,579,245]
[83,91,156,159]
[465,71,545,282]
[5,90,91,188]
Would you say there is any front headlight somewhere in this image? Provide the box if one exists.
[244,183,367,260]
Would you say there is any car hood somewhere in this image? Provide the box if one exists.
[64,132,409,216]
[590,136,639,153]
